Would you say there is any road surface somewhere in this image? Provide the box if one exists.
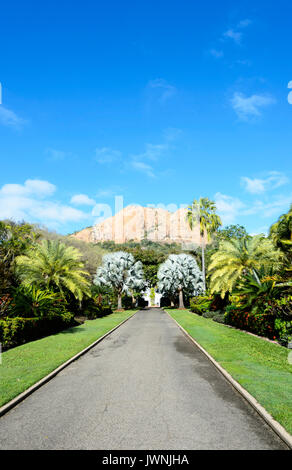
[0,308,287,449]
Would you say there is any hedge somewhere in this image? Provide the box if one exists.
[224,308,276,339]
[0,313,75,350]
[83,305,112,319]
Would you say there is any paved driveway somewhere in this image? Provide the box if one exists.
[0,308,287,449]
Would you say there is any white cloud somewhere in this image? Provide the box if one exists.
[237,19,252,29]
[95,147,122,164]
[223,19,251,45]
[223,29,242,44]
[0,106,26,128]
[133,143,168,162]
[71,194,96,206]
[231,92,276,120]
[95,187,122,198]
[131,161,155,178]
[163,127,182,141]
[215,192,245,224]
[209,49,224,58]
[0,179,90,228]
[147,79,177,103]
[243,195,292,218]
[45,148,71,160]
[241,172,289,194]
[1,179,56,198]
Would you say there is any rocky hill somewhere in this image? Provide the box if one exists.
[72,205,203,246]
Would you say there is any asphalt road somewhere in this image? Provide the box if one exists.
[0,308,287,449]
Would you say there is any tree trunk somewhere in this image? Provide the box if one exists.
[178,288,184,309]
[201,236,206,293]
[117,293,122,310]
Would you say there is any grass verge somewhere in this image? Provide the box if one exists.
[0,310,136,407]
[167,308,292,435]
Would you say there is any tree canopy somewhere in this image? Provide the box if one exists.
[157,254,203,308]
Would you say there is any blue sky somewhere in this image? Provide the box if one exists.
[0,0,291,235]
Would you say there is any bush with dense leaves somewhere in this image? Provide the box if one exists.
[8,286,69,319]
[83,304,112,319]
[202,310,216,319]
[212,312,225,324]
[0,312,75,350]
[264,296,292,343]
[224,306,276,339]
[189,295,213,315]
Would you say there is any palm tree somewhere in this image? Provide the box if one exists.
[269,204,292,276]
[269,204,292,250]
[15,240,91,301]
[157,254,203,309]
[94,251,145,310]
[208,235,282,298]
[187,197,222,292]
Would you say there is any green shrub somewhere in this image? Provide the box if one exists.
[9,286,68,319]
[0,313,75,350]
[189,295,213,315]
[264,295,292,320]
[202,310,216,319]
[224,306,276,339]
[212,312,225,324]
[274,318,292,344]
[83,305,112,319]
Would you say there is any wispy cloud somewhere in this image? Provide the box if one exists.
[0,106,26,128]
[209,49,224,59]
[243,194,292,218]
[241,172,289,194]
[223,18,252,45]
[132,143,168,162]
[129,128,181,178]
[215,188,292,229]
[45,148,72,161]
[131,161,155,178]
[147,79,177,103]
[95,147,122,164]
[223,29,242,44]
[214,192,246,224]
[230,92,276,120]
[237,19,252,29]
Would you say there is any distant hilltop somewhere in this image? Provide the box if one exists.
[72,205,204,246]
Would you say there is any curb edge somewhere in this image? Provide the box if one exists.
[0,311,138,418]
[165,309,292,450]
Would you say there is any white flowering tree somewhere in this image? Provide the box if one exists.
[94,251,146,310]
[157,254,203,309]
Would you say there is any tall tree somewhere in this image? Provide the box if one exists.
[208,235,282,298]
[187,197,222,292]
[94,251,145,310]
[0,221,39,294]
[269,203,292,248]
[15,239,90,301]
[157,254,203,309]
[217,224,248,242]
[269,204,292,275]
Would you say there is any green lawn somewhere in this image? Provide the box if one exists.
[0,310,136,407]
[167,308,292,435]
